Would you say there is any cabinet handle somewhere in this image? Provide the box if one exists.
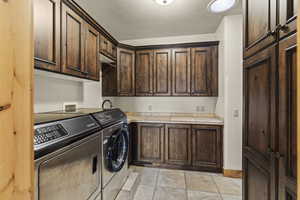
[66,66,82,73]
[92,155,98,174]
[81,71,89,75]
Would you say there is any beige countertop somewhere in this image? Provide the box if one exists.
[126,112,224,125]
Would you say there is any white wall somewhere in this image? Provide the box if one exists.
[34,71,101,113]
[106,97,217,114]
[216,15,243,171]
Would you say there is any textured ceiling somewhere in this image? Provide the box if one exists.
[73,0,242,40]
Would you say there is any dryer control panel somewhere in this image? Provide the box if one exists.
[34,124,68,145]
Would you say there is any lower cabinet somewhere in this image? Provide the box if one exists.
[131,122,223,172]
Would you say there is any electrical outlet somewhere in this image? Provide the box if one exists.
[200,106,205,112]
[233,109,239,118]
[148,105,153,111]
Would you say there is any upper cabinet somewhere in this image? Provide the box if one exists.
[84,23,100,80]
[34,0,61,72]
[153,49,172,96]
[61,3,86,78]
[243,0,277,58]
[172,48,191,96]
[100,35,117,60]
[135,50,154,96]
[117,48,135,96]
[279,0,298,39]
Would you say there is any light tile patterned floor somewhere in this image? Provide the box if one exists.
[131,166,242,200]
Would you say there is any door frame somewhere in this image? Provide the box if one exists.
[0,0,34,199]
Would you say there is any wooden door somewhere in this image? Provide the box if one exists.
[191,47,211,96]
[278,34,297,199]
[191,125,222,172]
[165,124,191,166]
[0,0,34,198]
[117,48,135,96]
[84,23,99,81]
[279,0,298,39]
[135,50,154,96]
[137,123,164,164]
[153,49,172,96]
[61,3,85,77]
[172,48,191,96]
[243,0,277,58]
[243,46,277,200]
[33,0,60,72]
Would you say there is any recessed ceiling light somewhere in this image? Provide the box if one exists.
[208,0,236,13]
[154,0,175,6]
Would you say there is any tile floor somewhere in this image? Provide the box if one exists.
[130,166,242,200]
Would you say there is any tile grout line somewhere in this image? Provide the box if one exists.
[210,175,224,200]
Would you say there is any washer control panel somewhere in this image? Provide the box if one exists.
[34,124,68,145]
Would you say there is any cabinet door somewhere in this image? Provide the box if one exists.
[34,0,60,72]
[137,123,164,163]
[117,48,135,96]
[153,49,172,96]
[61,3,85,77]
[191,47,211,96]
[135,50,154,96]
[191,125,222,171]
[84,23,99,81]
[243,0,277,58]
[172,48,191,96]
[278,34,297,200]
[243,46,277,200]
[100,35,108,54]
[165,124,191,166]
[102,64,118,96]
[279,0,298,39]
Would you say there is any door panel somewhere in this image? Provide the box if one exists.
[153,49,172,96]
[61,3,85,77]
[136,50,154,96]
[165,124,191,166]
[84,23,99,80]
[137,123,164,163]
[191,47,211,96]
[172,48,191,96]
[278,34,297,200]
[243,0,277,58]
[117,48,135,96]
[243,46,277,200]
[243,156,274,200]
[279,0,298,39]
[34,0,60,72]
[191,125,222,171]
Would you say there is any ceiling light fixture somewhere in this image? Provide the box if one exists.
[154,0,175,6]
[208,0,236,13]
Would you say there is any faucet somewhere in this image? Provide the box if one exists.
[102,99,113,110]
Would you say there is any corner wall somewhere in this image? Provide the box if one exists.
[216,15,243,171]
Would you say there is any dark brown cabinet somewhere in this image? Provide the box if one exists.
[190,47,219,96]
[243,0,277,58]
[136,123,165,164]
[61,3,86,77]
[165,124,191,166]
[192,125,222,172]
[153,49,172,96]
[243,46,277,200]
[278,34,297,200]
[117,48,135,96]
[172,48,191,96]
[135,50,154,96]
[131,122,223,172]
[100,35,117,60]
[34,0,61,72]
[84,23,99,80]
